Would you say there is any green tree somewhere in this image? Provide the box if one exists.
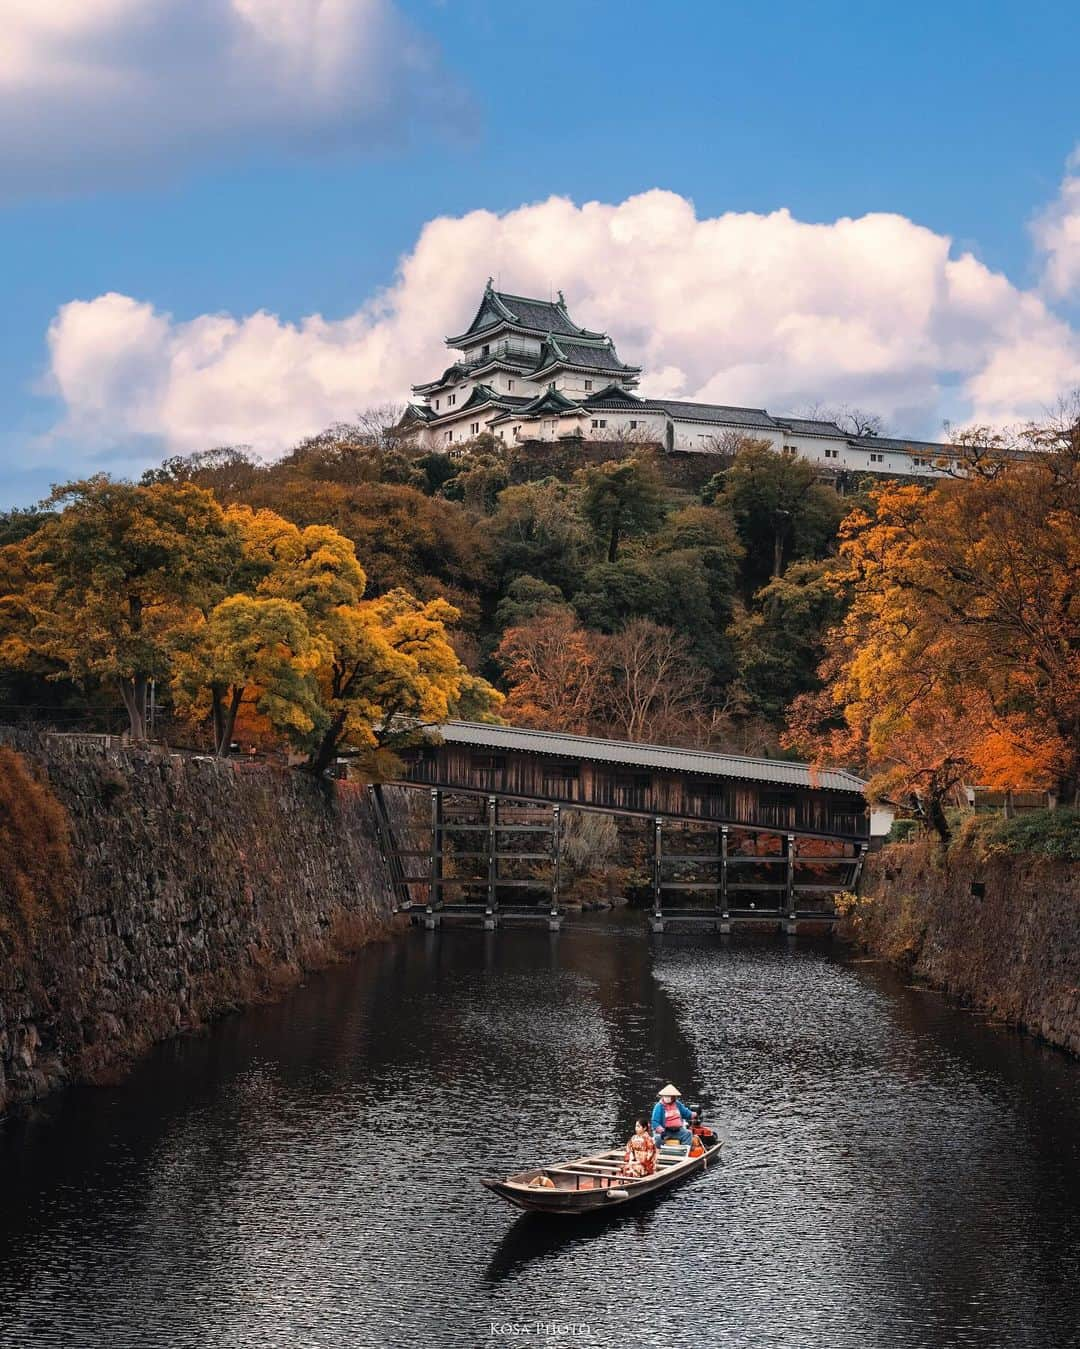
[704,442,844,593]
[492,576,572,631]
[487,479,590,597]
[735,560,850,722]
[577,456,667,562]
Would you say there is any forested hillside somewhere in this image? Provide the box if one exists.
[1,410,1077,835]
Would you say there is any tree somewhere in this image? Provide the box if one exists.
[20,478,242,739]
[306,588,502,776]
[140,446,263,496]
[802,403,885,438]
[600,619,712,744]
[786,425,1080,829]
[494,612,604,733]
[577,456,667,562]
[492,576,572,632]
[488,479,590,596]
[735,560,850,722]
[171,595,327,756]
[704,441,844,592]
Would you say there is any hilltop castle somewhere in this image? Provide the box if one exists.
[403,280,952,476]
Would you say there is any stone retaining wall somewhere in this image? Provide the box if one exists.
[843,841,1080,1056]
[0,730,394,1112]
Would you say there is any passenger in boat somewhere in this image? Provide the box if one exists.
[651,1084,694,1148]
[619,1120,657,1178]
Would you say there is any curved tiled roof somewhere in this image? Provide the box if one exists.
[648,400,779,430]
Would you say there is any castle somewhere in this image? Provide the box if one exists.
[403,280,954,476]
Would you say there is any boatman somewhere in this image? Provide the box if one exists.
[651,1084,694,1148]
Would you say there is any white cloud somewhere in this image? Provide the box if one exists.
[1,0,465,195]
[1033,147,1080,301]
[41,188,1080,464]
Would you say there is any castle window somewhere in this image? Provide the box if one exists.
[629,420,638,429]
[482,344,490,356]
[507,380,514,391]
[445,430,453,442]
[470,422,480,435]
[869,453,884,463]
[824,448,838,459]
[783,446,797,456]
[585,380,593,391]
[592,419,606,429]
[448,394,456,407]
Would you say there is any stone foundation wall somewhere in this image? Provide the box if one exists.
[507,439,733,492]
[843,841,1080,1056]
[0,730,395,1112]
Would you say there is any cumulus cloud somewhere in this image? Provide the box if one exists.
[1033,147,1080,301]
[1,0,466,195]
[41,188,1080,464]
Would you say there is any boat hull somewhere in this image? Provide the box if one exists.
[481,1140,721,1216]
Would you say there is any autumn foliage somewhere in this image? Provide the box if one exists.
[787,421,1080,835]
[0,477,501,771]
[0,749,72,955]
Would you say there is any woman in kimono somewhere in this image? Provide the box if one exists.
[619,1119,657,1178]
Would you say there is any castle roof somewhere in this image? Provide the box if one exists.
[775,417,846,437]
[533,335,640,379]
[447,280,609,347]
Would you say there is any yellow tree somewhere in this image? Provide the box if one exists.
[18,478,242,739]
[222,504,501,770]
[171,595,328,755]
[307,588,502,776]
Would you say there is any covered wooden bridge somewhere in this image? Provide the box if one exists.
[370,721,870,931]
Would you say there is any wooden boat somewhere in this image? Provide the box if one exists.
[481,1129,723,1216]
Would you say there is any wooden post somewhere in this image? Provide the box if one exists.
[651,816,664,932]
[784,833,797,935]
[719,825,730,934]
[550,803,561,931]
[851,842,870,894]
[485,794,498,929]
[428,788,443,916]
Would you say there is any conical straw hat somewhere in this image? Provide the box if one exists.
[657,1084,682,1097]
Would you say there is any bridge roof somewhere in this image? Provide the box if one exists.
[427,722,867,796]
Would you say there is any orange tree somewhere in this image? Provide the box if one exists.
[787,421,1080,835]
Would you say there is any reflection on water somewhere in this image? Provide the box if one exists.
[1,917,1078,1348]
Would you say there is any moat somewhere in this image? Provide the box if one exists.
[2,915,1078,1348]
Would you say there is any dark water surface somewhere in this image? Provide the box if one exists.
[2,916,1079,1349]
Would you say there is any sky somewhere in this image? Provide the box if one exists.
[2,0,1080,506]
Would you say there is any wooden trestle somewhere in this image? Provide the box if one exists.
[370,785,562,929]
[369,784,868,933]
[648,816,868,933]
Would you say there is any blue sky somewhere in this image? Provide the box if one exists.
[2,0,1079,506]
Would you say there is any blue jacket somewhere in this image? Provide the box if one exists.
[651,1099,693,1131]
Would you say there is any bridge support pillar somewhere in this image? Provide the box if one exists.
[549,804,562,930]
[484,794,499,929]
[784,833,797,935]
[851,842,870,895]
[718,825,730,933]
[651,817,664,932]
[426,788,443,928]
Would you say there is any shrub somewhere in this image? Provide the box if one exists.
[0,749,73,954]
[975,808,1080,862]
[887,818,921,844]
